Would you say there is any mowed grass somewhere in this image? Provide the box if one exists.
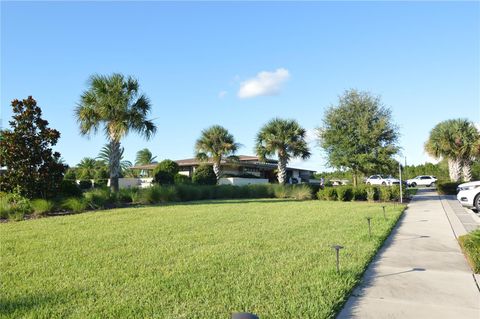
[1,199,403,319]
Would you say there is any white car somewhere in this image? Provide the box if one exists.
[365,175,401,186]
[406,175,437,187]
[457,181,480,211]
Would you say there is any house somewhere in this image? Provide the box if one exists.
[131,155,316,184]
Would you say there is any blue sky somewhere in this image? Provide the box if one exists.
[1,1,479,171]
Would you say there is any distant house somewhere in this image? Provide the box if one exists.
[131,155,316,183]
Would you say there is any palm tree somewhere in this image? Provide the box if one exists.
[425,119,480,182]
[97,144,133,172]
[194,125,240,180]
[76,157,100,180]
[135,148,157,165]
[75,73,156,192]
[255,118,311,184]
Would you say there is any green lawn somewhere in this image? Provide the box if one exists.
[1,199,403,319]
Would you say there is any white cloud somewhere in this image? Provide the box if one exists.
[218,90,228,99]
[237,68,290,99]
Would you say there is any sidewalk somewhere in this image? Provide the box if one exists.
[337,189,480,319]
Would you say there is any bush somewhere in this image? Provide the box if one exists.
[246,184,274,199]
[317,187,337,201]
[459,230,480,273]
[118,187,137,204]
[352,186,367,201]
[153,160,179,185]
[336,186,353,201]
[59,180,83,197]
[437,181,460,195]
[366,187,377,202]
[174,174,191,185]
[139,186,162,204]
[290,185,312,200]
[272,185,291,198]
[192,165,217,185]
[62,197,87,213]
[0,190,33,220]
[84,188,112,209]
[31,199,55,216]
[390,186,401,201]
[78,180,93,190]
[379,187,392,202]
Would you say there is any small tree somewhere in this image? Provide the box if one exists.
[255,118,311,184]
[192,164,217,185]
[317,90,400,186]
[153,160,179,185]
[0,97,66,198]
[195,125,240,180]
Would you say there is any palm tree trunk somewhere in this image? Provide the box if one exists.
[277,157,287,184]
[448,158,461,182]
[213,161,221,180]
[109,140,121,192]
[462,159,472,182]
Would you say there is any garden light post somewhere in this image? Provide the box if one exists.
[366,217,372,237]
[331,245,344,273]
[382,206,386,220]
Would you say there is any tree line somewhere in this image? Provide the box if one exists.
[1,72,478,198]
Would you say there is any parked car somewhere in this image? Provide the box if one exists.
[406,175,437,187]
[457,181,480,211]
[365,175,401,186]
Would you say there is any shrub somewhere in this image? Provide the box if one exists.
[352,186,367,201]
[247,184,274,198]
[78,180,93,190]
[379,187,392,202]
[0,199,11,219]
[31,199,55,216]
[84,188,112,209]
[437,181,460,195]
[158,186,179,202]
[153,160,179,185]
[366,187,377,202]
[174,174,191,185]
[1,190,33,220]
[139,186,162,204]
[317,187,337,201]
[176,184,201,201]
[118,187,137,203]
[192,165,217,185]
[336,186,353,201]
[290,185,312,200]
[390,186,401,201]
[59,180,83,197]
[459,230,480,273]
[273,185,291,198]
[62,197,87,213]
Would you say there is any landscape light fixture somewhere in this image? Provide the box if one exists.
[382,206,386,220]
[331,244,344,273]
[366,217,372,237]
[231,312,259,319]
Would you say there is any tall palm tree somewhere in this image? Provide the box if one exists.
[75,73,156,192]
[255,118,311,184]
[194,125,240,180]
[425,119,479,182]
[135,148,157,166]
[96,144,133,172]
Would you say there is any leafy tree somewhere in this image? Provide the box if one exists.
[96,144,133,173]
[64,168,77,181]
[317,90,400,186]
[0,97,66,198]
[425,119,480,181]
[195,125,240,180]
[153,160,179,185]
[75,73,156,192]
[256,118,311,184]
[135,148,157,165]
[192,164,217,185]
